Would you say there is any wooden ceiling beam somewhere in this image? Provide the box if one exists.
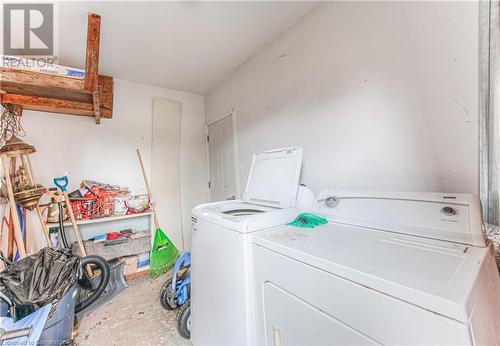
[92,89,101,124]
[0,80,92,103]
[84,13,101,93]
[84,13,102,123]
[0,12,112,123]
[1,93,112,118]
[0,68,84,91]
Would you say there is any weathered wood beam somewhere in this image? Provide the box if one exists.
[1,80,92,103]
[0,67,84,91]
[0,12,112,123]
[84,13,101,93]
[0,75,112,118]
[1,93,112,118]
[92,89,101,124]
[98,75,113,118]
[2,93,95,116]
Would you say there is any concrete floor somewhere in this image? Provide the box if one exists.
[75,276,191,346]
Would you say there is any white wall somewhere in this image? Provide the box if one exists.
[14,78,206,252]
[205,1,480,196]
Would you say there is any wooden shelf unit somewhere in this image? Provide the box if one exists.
[47,211,154,245]
[46,211,154,228]
[0,13,113,124]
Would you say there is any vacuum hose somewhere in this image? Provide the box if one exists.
[55,199,110,313]
[75,255,110,313]
[58,203,69,248]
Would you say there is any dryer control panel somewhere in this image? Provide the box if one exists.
[314,190,485,247]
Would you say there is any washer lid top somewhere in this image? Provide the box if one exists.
[192,200,300,233]
[243,147,303,209]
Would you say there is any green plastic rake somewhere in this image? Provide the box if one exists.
[136,149,180,278]
[149,227,179,278]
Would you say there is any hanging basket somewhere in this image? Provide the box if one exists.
[14,186,46,210]
[0,136,35,157]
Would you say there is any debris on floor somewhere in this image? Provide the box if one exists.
[75,276,191,346]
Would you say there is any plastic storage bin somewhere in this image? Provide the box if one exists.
[37,284,77,345]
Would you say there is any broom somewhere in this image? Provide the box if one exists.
[136,149,180,277]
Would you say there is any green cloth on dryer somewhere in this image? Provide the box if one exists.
[287,213,328,228]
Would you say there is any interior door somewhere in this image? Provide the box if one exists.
[208,115,237,202]
[152,97,183,250]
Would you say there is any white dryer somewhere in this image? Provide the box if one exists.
[190,147,309,346]
[251,190,500,345]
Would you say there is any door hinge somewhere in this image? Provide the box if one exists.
[207,135,210,142]
[208,181,211,189]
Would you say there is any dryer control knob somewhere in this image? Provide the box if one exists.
[441,206,456,216]
[325,196,338,208]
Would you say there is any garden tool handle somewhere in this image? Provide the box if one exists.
[45,188,63,202]
[62,190,93,276]
[53,176,93,276]
[53,176,68,192]
[0,326,32,341]
[136,149,159,229]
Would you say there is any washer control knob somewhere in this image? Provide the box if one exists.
[325,196,338,208]
[441,206,456,216]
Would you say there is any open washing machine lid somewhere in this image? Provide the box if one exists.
[243,147,303,209]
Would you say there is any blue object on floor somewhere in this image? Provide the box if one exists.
[0,303,51,346]
[159,252,192,339]
[37,284,77,345]
[172,252,191,305]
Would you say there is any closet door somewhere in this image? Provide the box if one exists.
[152,97,183,250]
[208,115,237,202]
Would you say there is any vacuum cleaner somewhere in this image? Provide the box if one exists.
[0,248,109,345]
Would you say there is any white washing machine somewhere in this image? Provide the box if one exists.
[190,147,311,346]
[252,190,500,346]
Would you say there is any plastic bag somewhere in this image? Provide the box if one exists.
[0,248,81,310]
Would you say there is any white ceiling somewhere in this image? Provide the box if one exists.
[58,1,318,94]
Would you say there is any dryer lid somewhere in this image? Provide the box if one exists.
[243,147,303,209]
[252,222,490,322]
